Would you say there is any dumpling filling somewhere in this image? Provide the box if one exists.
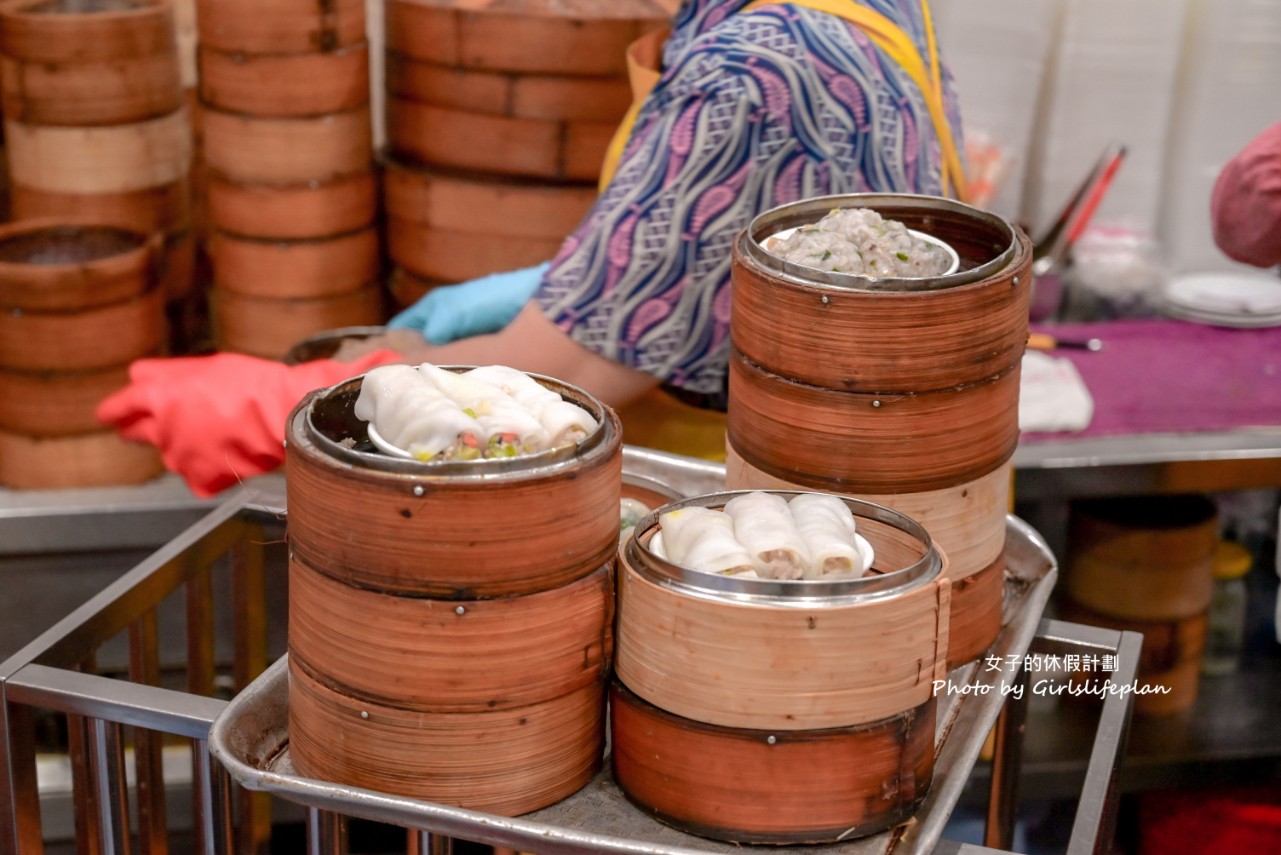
[765,207,952,278]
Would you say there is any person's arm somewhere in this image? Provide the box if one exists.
[390,304,661,409]
[1211,121,1281,268]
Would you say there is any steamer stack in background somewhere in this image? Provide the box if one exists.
[0,0,193,341]
[379,0,665,307]
[196,0,382,360]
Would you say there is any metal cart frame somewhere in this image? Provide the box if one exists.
[0,449,1142,855]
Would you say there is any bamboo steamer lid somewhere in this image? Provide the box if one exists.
[208,227,380,298]
[382,157,596,241]
[615,491,950,731]
[210,283,384,360]
[284,371,623,597]
[9,180,192,233]
[195,0,366,54]
[1065,495,1218,622]
[3,110,192,195]
[0,0,176,63]
[723,449,1008,668]
[0,286,166,372]
[385,0,668,76]
[0,219,160,311]
[386,52,632,124]
[205,171,376,240]
[198,42,370,117]
[727,350,1021,494]
[0,363,132,435]
[0,427,163,489]
[288,657,605,815]
[201,105,372,185]
[289,557,613,713]
[610,681,935,845]
[386,97,614,182]
[0,51,182,126]
[387,216,563,284]
[732,194,1031,390]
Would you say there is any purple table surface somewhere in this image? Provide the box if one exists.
[1022,318,1281,443]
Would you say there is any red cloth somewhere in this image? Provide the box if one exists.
[1139,787,1281,855]
[1211,120,1281,268]
[1023,319,1281,442]
[96,351,403,498]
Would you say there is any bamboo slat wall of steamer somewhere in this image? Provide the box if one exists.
[0,0,193,333]
[196,0,382,359]
[380,0,669,307]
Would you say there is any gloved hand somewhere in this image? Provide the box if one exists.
[96,350,402,498]
[388,262,550,344]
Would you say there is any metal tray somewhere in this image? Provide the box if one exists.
[210,448,1058,854]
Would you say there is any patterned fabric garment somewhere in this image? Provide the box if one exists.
[534,0,965,395]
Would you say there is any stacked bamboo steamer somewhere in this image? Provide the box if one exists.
[725,194,1032,669]
[0,0,195,322]
[380,0,667,307]
[0,219,165,488]
[284,369,622,814]
[197,0,382,359]
[613,491,949,844]
[1060,495,1218,717]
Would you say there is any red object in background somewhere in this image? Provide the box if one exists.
[1139,787,1281,854]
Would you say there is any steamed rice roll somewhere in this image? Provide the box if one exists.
[354,365,484,460]
[658,506,755,576]
[788,493,871,578]
[722,492,811,580]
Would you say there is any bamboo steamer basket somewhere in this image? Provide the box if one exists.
[198,43,370,117]
[382,157,595,241]
[284,370,622,598]
[200,106,372,185]
[9,180,191,233]
[288,657,606,815]
[0,363,131,435]
[0,0,175,63]
[386,98,614,182]
[1064,495,1218,622]
[0,219,160,311]
[210,284,384,360]
[385,0,667,76]
[194,0,366,54]
[611,682,935,845]
[612,490,947,843]
[4,110,192,195]
[726,194,1031,667]
[0,427,163,489]
[387,216,563,284]
[0,286,165,371]
[207,227,379,298]
[1058,599,1207,718]
[0,51,182,126]
[289,558,613,714]
[386,52,632,124]
[205,171,376,240]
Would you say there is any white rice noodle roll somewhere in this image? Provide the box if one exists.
[463,364,597,443]
[647,529,667,559]
[536,398,598,446]
[416,363,551,449]
[658,506,755,576]
[788,493,870,579]
[854,533,876,573]
[354,365,482,460]
[722,492,810,580]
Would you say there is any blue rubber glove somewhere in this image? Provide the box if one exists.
[388,262,550,344]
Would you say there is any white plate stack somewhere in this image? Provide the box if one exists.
[1162,271,1281,328]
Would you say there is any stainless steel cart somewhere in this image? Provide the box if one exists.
[0,448,1141,855]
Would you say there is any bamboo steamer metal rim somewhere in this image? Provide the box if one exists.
[624,489,941,605]
[295,368,617,481]
[739,193,1017,292]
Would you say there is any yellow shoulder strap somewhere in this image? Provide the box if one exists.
[601,1,966,200]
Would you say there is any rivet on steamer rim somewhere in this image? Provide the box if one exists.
[413,485,425,497]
